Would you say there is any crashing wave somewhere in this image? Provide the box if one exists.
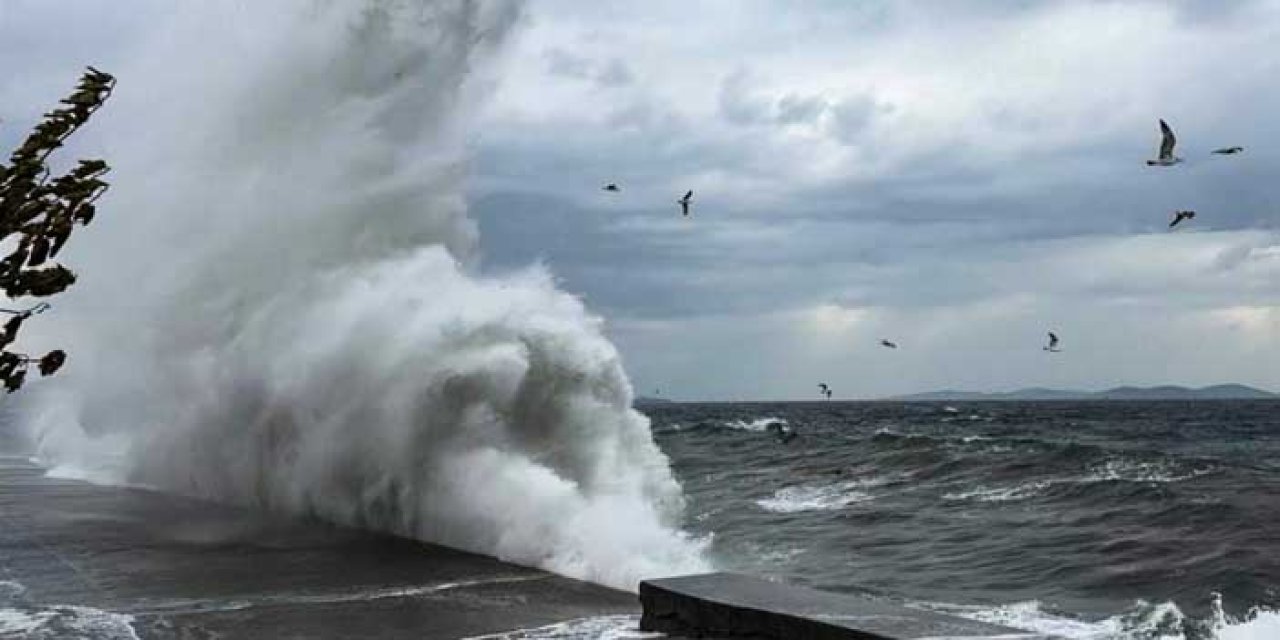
[22,0,707,591]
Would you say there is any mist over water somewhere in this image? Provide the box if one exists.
[23,0,708,590]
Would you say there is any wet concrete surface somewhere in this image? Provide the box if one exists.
[0,454,637,639]
[640,573,1049,640]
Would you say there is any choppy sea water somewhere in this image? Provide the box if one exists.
[644,399,1280,639]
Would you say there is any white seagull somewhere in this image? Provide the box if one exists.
[1146,120,1183,167]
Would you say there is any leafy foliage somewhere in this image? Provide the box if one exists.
[0,68,114,392]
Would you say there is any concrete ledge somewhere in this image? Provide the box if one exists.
[0,458,637,639]
[640,573,1049,639]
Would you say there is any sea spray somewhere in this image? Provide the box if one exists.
[23,0,708,590]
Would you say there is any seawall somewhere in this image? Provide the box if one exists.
[0,454,636,638]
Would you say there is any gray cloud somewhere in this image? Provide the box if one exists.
[717,69,771,126]
[543,47,634,87]
[475,0,1280,397]
[6,1,1277,399]
[543,47,593,79]
[775,93,828,125]
[596,58,634,87]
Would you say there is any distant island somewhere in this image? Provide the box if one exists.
[888,384,1277,402]
[634,396,675,405]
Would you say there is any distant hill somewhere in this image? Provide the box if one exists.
[890,384,1277,402]
[634,396,675,406]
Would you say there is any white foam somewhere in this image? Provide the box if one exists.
[0,606,138,640]
[942,481,1051,503]
[722,417,787,432]
[460,614,661,639]
[943,458,1212,503]
[22,0,708,592]
[1217,609,1280,640]
[1081,459,1214,484]
[756,479,879,513]
[919,595,1280,640]
[923,599,1183,639]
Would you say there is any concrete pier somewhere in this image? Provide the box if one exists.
[640,573,1048,639]
[0,455,636,639]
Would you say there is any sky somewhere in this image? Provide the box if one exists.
[3,0,1279,400]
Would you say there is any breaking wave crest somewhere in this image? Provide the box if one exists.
[922,594,1280,640]
[721,417,788,432]
[0,582,138,640]
[755,477,885,513]
[22,0,707,590]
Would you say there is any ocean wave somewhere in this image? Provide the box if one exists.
[871,428,1014,452]
[0,581,138,640]
[22,0,708,592]
[460,614,659,639]
[942,481,1052,503]
[921,594,1280,640]
[722,417,788,432]
[942,457,1214,503]
[756,479,880,513]
[1081,459,1216,484]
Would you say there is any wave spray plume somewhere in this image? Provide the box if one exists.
[24,0,708,590]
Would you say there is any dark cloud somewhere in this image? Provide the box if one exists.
[7,0,1274,397]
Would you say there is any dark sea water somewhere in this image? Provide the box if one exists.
[645,400,1280,639]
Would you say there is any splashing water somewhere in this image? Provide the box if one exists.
[22,0,708,590]
[926,595,1280,640]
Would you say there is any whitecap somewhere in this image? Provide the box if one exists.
[0,581,138,640]
[1081,459,1214,484]
[460,614,660,639]
[942,481,1051,503]
[722,417,787,432]
[917,593,1280,640]
[756,479,879,513]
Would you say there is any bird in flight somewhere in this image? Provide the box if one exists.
[880,339,898,349]
[1146,120,1182,166]
[678,190,693,216]
[1169,210,1196,228]
[817,383,832,399]
[603,183,620,192]
[1043,332,1061,353]
[1211,146,1243,155]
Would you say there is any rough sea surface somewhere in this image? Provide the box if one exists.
[645,400,1280,640]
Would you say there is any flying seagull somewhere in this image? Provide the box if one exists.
[817,383,832,399]
[1043,332,1061,353]
[678,190,693,217]
[603,183,620,192]
[880,339,898,349]
[1211,146,1244,155]
[1146,119,1182,166]
[1169,210,1196,228]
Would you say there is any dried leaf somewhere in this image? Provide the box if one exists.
[38,350,65,376]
